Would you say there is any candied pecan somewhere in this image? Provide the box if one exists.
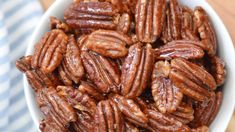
[209,56,226,86]
[64,2,118,31]
[169,58,216,101]
[121,43,154,98]
[117,13,131,34]
[57,86,97,114]
[110,94,148,128]
[50,17,71,33]
[58,35,84,85]
[85,30,132,58]
[26,70,61,91]
[78,81,105,101]
[15,55,32,73]
[161,4,172,43]
[151,61,183,113]
[135,0,167,43]
[194,7,217,56]
[95,100,125,132]
[190,92,222,128]
[77,35,88,51]
[155,40,204,60]
[181,6,199,41]
[161,0,182,43]
[31,29,68,74]
[145,109,190,132]
[191,126,209,132]
[169,0,182,40]
[40,115,66,132]
[57,86,97,131]
[81,51,121,93]
[168,102,194,124]
[37,87,77,131]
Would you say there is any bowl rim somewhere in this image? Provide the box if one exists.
[23,0,235,131]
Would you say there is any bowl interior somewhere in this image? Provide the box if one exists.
[24,0,235,131]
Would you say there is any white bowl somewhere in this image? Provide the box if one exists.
[24,0,235,131]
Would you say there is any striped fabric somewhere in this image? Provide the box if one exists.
[0,0,43,131]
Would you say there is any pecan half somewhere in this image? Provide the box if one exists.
[181,6,199,41]
[78,81,105,101]
[95,100,125,132]
[169,58,216,101]
[50,17,71,33]
[151,61,183,114]
[190,92,222,128]
[77,35,89,51]
[161,0,182,43]
[194,7,217,56]
[117,13,131,34]
[57,86,97,131]
[64,2,118,31]
[81,51,121,93]
[110,94,148,128]
[135,0,167,43]
[37,87,77,131]
[58,35,84,85]
[121,43,154,98]
[168,102,194,124]
[15,55,32,73]
[209,56,226,86]
[31,29,68,74]
[26,70,61,91]
[85,29,132,58]
[155,40,204,60]
[145,109,190,132]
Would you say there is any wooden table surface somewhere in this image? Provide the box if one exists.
[39,0,235,131]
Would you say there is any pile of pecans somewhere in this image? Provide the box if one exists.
[16,0,227,131]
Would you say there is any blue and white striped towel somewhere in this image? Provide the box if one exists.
[0,0,44,131]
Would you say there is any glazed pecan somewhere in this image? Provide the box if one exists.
[151,61,183,114]
[26,70,61,91]
[58,35,84,85]
[57,86,97,114]
[117,13,131,34]
[95,100,125,132]
[145,109,190,132]
[40,115,66,132]
[135,0,167,43]
[31,29,68,74]
[110,94,148,128]
[190,92,222,128]
[181,6,199,41]
[121,43,154,98]
[37,87,77,131]
[169,58,216,101]
[64,2,118,31]
[15,55,32,73]
[154,40,204,60]
[209,56,226,86]
[194,7,217,56]
[168,102,194,124]
[81,51,121,93]
[85,30,132,58]
[57,86,97,131]
[77,35,89,51]
[50,17,71,33]
[78,81,105,101]
[161,0,182,43]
